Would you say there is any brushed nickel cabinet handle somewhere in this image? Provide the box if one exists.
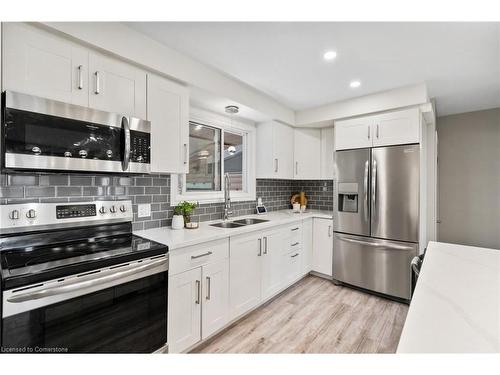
[191,251,212,259]
[94,71,100,94]
[263,237,268,255]
[274,158,278,173]
[206,276,211,300]
[183,143,188,165]
[291,253,299,258]
[291,227,299,231]
[258,238,262,256]
[195,280,201,304]
[295,161,299,175]
[291,242,299,247]
[376,124,380,138]
[77,65,84,90]
[328,225,332,237]
[367,125,370,139]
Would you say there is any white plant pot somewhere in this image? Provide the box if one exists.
[171,215,184,230]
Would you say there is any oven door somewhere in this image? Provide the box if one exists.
[1,256,168,353]
[2,91,150,174]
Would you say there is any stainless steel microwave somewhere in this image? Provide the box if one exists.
[1,91,151,174]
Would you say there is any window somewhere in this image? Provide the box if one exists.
[186,123,221,191]
[170,109,255,205]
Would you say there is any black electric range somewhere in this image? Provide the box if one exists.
[0,200,169,353]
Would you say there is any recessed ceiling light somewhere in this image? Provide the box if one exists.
[323,51,337,61]
[350,80,361,88]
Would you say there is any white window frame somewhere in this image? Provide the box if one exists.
[170,107,256,206]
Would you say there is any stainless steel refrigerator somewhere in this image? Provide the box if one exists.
[333,144,419,301]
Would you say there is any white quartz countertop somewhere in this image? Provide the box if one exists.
[397,241,500,353]
[134,209,333,250]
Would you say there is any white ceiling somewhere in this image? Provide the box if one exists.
[127,22,500,117]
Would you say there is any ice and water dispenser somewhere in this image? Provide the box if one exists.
[337,183,359,213]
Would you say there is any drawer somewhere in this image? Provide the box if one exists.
[169,238,229,275]
[288,223,302,247]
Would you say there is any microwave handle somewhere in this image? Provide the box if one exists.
[122,116,131,171]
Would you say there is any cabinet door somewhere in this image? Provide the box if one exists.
[147,74,189,174]
[2,23,88,106]
[261,228,288,300]
[372,108,420,147]
[301,218,313,274]
[255,122,275,178]
[229,233,262,319]
[320,127,335,179]
[202,259,230,339]
[168,268,202,353]
[88,52,146,118]
[312,218,334,277]
[334,116,373,150]
[273,122,294,179]
[294,128,321,179]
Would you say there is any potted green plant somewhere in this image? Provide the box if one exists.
[172,201,198,229]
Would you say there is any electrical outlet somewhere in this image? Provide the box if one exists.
[138,204,151,218]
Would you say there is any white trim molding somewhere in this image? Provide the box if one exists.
[170,107,256,206]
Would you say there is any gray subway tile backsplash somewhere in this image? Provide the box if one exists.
[0,172,334,230]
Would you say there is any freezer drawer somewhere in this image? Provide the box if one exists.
[333,233,418,300]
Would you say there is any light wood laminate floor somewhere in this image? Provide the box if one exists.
[192,275,408,353]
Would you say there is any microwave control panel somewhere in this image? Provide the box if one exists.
[130,131,151,164]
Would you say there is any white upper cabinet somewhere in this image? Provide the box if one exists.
[335,108,420,150]
[147,74,189,174]
[2,23,89,107]
[320,127,335,179]
[88,52,147,118]
[256,121,294,179]
[372,108,420,147]
[293,128,321,179]
[334,116,373,150]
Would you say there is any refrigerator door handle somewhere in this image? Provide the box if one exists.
[363,160,369,222]
[372,159,377,212]
[336,235,415,251]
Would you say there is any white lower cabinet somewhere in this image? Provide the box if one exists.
[168,267,202,353]
[302,218,313,273]
[201,259,230,338]
[168,239,230,353]
[229,232,262,319]
[261,228,289,300]
[312,218,334,277]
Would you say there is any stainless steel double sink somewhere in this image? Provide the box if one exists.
[210,218,269,228]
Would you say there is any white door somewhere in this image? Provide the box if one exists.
[261,228,288,300]
[320,127,335,179]
[273,122,294,179]
[372,108,420,147]
[301,218,313,274]
[168,268,202,353]
[312,218,334,276]
[147,74,189,174]
[229,233,262,319]
[88,52,147,118]
[294,128,321,179]
[2,23,88,106]
[202,259,230,339]
[334,116,373,150]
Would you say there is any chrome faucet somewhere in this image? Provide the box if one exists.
[223,173,233,221]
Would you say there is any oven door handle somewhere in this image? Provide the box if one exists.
[7,257,168,304]
[122,116,131,171]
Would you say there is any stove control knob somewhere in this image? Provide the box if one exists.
[119,205,127,213]
[110,205,117,214]
[26,209,36,219]
[9,209,20,220]
[99,207,107,215]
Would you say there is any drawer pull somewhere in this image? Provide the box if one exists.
[195,280,201,304]
[291,253,299,258]
[291,227,299,231]
[191,251,213,260]
[291,242,300,247]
